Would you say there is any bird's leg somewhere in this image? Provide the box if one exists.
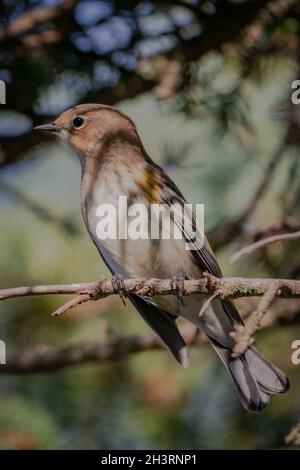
[170,271,186,305]
[111,273,127,306]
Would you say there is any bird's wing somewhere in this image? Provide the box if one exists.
[159,168,243,325]
[129,294,189,368]
[159,170,222,276]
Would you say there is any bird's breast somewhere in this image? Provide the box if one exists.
[81,167,201,280]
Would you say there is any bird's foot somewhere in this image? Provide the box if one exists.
[111,273,127,306]
[170,271,186,305]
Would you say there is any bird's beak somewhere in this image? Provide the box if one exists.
[33,123,61,133]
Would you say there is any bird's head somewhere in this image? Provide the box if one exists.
[34,104,140,160]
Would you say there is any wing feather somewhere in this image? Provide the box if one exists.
[129,294,189,367]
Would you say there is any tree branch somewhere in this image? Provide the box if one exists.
[230,230,300,263]
[1,0,273,167]
[226,0,299,58]
[0,326,204,374]
[0,299,299,375]
[1,275,300,313]
[1,275,299,369]
[0,0,80,43]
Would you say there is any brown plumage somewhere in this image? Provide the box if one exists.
[35,104,289,413]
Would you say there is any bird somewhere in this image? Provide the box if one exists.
[35,103,289,413]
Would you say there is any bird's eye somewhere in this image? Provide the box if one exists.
[72,117,85,129]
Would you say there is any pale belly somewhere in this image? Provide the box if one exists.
[82,185,234,346]
[82,186,202,281]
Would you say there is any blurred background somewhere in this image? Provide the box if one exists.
[0,0,300,450]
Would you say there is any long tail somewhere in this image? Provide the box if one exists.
[221,299,289,412]
[181,298,289,413]
[210,340,289,413]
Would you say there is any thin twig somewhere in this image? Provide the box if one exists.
[52,294,92,316]
[230,230,300,263]
[230,281,280,357]
[285,420,300,447]
[198,291,220,317]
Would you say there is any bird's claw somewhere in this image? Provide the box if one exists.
[171,271,186,305]
[111,273,127,305]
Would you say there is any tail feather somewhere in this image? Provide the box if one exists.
[210,339,270,413]
[245,347,289,395]
[201,300,289,412]
[181,299,289,412]
[129,294,190,368]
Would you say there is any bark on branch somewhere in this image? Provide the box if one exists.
[0,327,205,374]
[1,275,300,307]
[1,274,299,362]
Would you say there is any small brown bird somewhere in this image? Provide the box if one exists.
[35,104,289,413]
